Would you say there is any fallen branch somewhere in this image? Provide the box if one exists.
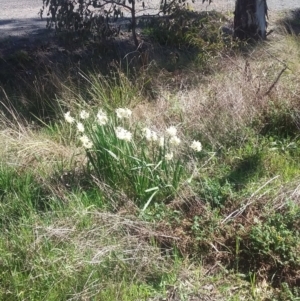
[221,175,280,224]
[264,66,287,96]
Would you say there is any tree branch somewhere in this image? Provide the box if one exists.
[264,66,287,96]
[92,0,132,12]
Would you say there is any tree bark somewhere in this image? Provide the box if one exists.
[234,0,268,40]
[130,0,139,49]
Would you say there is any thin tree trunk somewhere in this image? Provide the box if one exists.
[131,0,139,49]
[234,0,268,40]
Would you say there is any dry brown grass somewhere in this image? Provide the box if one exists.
[34,209,173,278]
[0,103,86,201]
[131,31,300,148]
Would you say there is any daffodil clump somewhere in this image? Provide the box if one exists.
[64,108,202,209]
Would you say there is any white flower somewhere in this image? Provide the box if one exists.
[97,110,108,126]
[169,136,181,146]
[142,127,151,138]
[159,137,165,148]
[142,127,158,142]
[151,131,158,142]
[115,127,132,142]
[64,111,75,124]
[79,135,93,149]
[80,110,90,119]
[166,126,177,137]
[84,140,93,149]
[116,108,132,119]
[77,122,85,132]
[165,152,173,161]
[80,135,89,143]
[190,140,202,152]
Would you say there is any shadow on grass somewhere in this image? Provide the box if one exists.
[223,153,264,191]
[0,17,138,121]
[0,10,233,122]
[0,18,47,37]
[276,9,300,35]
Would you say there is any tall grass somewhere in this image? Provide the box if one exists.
[1,16,300,300]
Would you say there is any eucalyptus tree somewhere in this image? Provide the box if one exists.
[233,0,268,39]
[41,0,269,49]
[41,0,141,47]
[203,0,268,39]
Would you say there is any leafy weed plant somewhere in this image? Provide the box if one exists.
[247,202,300,267]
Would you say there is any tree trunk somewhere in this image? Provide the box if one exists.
[130,0,139,49]
[234,0,268,40]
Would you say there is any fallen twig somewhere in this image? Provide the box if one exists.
[264,66,287,96]
[221,175,280,224]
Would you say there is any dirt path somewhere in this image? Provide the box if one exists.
[0,0,45,39]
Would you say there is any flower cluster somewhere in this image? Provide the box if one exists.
[116,108,132,119]
[166,126,177,137]
[139,125,202,161]
[77,122,85,133]
[64,108,134,148]
[169,136,181,146]
[115,126,132,141]
[64,111,75,124]
[97,110,108,126]
[165,126,181,147]
[190,140,202,152]
[165,152,174,161]
[142,128,158,142]
[80,110,90,119]
[79,135,93,149]
[64,108,203,156]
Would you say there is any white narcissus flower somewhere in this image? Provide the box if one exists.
[64,111,75,124]
[142,127,151,139]
[165,152,173,161]
[166,126,177,137]
[142,128,158,142]
[97,110,108,126]
[169,136,181,146]
[116,108,132,119]
[151,131,158,142]
[77,122,85,132]
[83,140,93,149]
[80,110,90,119]
[115,127,132,142]
[190,140,202,152]
[79,135,93,149]
[79,135,89,144]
